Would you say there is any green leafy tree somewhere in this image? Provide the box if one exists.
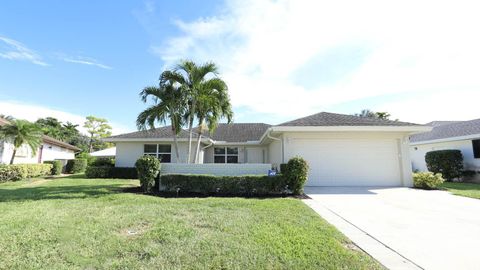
[137,78,186,162]
[36,117,65,140]
[83,116,112,153]
[0,119,43,164]
[355,109,392,120]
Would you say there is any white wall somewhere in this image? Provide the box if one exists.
[1,141,39,164]
[160,163,272,176]
[41,142,75,162]
[0,141,75,164]
[267,136,283,170]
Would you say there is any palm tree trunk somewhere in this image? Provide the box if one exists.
[171,126,181,163]
[186,102,196,164]
[10,148,16,165]
[194,132,202,164]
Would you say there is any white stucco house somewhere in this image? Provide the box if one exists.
[0,117,80,165]
[410,119,480,181]
[105,112,429,187]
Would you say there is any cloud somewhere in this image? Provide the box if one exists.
[61,55,112,70]
[152,0,480,123]
[0,36,48,66]
[0,100,130,135]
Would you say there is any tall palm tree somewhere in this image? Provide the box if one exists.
[193,78,233,163]
[161,60,223,163]
[0,119,43,164]
[137,79,185,162]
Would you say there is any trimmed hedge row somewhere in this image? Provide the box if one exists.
[425,150,463,181]
[160,174,289,196]
[0,163,53,182]
[44,160,63,175]
[66,159,87,174]
[85,166,138,179]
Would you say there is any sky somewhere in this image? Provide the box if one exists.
[1,0,479,135]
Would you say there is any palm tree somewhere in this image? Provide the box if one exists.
[193,78,233,163]
[161,60,224,163]
[0,119,43,164]
[137,79,185,162]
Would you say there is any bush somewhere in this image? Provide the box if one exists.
[160,174,288,196]
[135,156,161,193]
[44,160,63,175]
[413,172,444,189]
[279,163,288,174]
[285,157,309,195]
[90,157,115,167]
[85,166,137,179]
[66,159,88,174]
[425,150,463,181]
[0,163,53,182]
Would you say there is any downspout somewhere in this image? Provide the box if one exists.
[267,131,284,166]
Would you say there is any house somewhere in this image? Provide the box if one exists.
[106,112,429,187]
[410,119,480,181]
[90,147,116,158]
[0,117,80,165]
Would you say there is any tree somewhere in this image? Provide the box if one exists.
[83,116,112,153]
[137,79,186,162]
[355,109,392,120]
[36,117,65,140]
[161,60,224,163]
[0,119,43,164]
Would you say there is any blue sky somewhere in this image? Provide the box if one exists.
[1,0,479,134]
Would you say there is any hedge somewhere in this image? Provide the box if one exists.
[85,166,138,179]
[425,150,463,181]
[0,163,53,182]
[160,174,289,196]
[413,172,444,189]
[66,159,87,174]
[284,157,309,195]
[135,156,161,193]
[44,160,63,175]
[90,157,115,167]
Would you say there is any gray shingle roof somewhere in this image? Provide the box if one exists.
[410,119,480,142]
[425,121,462,127]
[108,126,194,139]
[277,112,420,127]
[206,123,271,142]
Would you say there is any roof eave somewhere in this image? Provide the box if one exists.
[270,125,432,133]
[410,133,480,145]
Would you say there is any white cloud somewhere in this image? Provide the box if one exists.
[0,36,48,66]
[0,100,130,135]
[62,55,112,70]
[153,0,480,123]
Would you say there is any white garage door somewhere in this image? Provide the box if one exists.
[289,138,402,186]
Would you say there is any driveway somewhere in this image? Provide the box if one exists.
[305,187,480,270]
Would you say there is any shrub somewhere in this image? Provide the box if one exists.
[44,160,63,175]
[135,156,161,193]
[66,159,88,174]
[413,172,444,189]
[425,150,463,181]
[160,174,288,196]
[279,163,288,174]
[90,157,115,167]
[85,166,137,179]
[0,163,53,182]
[285,157,309,195]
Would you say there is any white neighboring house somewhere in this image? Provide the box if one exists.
[90,147,116,158]
[0,117,80,165]
[410,119,480,181]
[105,112,429,187]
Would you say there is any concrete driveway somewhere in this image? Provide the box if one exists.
[304,187,480,270]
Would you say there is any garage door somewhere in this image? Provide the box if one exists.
[289,138,402,186]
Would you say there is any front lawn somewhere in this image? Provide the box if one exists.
[440,182,480,199]
[0,176,381,269]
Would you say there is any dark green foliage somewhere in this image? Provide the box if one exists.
[0,164,53,182]
[135,156,161,193]
[44,160,63,175]
[279,163,288,173]
[285,157,309,195]
[85,166,137,179]
[66,159,88,174]
[160,174,288,196]
[425,150,463,181]
[90,157,115,167]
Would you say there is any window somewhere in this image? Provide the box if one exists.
[144,144,172,163]
[214,147,238,163]
[472,139,480,159]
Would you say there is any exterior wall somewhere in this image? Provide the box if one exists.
[267,136,283,170]
[41,142,75,162]
[1,141,39,164]
[160,163,272,176]
[203,145,267,164]
[0,141,76,164]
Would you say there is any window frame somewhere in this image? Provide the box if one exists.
[213,146,239,164]
[143,144,172,163]
[472,139,480,159]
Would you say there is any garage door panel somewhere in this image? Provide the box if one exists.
[289,138,401,186]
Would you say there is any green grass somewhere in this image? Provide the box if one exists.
[440,182,480,199]
[0,176,381,270]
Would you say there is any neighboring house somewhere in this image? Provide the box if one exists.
[0,117,80,165]
[410,119,480,180]
[90,147,116,158]
[106,112,429,187]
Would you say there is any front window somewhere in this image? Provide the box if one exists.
[144,144,171,163]
[214,147,238,163]
[472,139,480,159]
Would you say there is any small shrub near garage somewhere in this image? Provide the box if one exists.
[0,163,53,182]
[285,157,309,195]
[44,160,63,175]
[425,150,463,181]
[413,172,445,189]
[85,166,137,179]
[161,174,288,196]
[135,156,161,193]
[66,159,88,174]
[90,157,115,167]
